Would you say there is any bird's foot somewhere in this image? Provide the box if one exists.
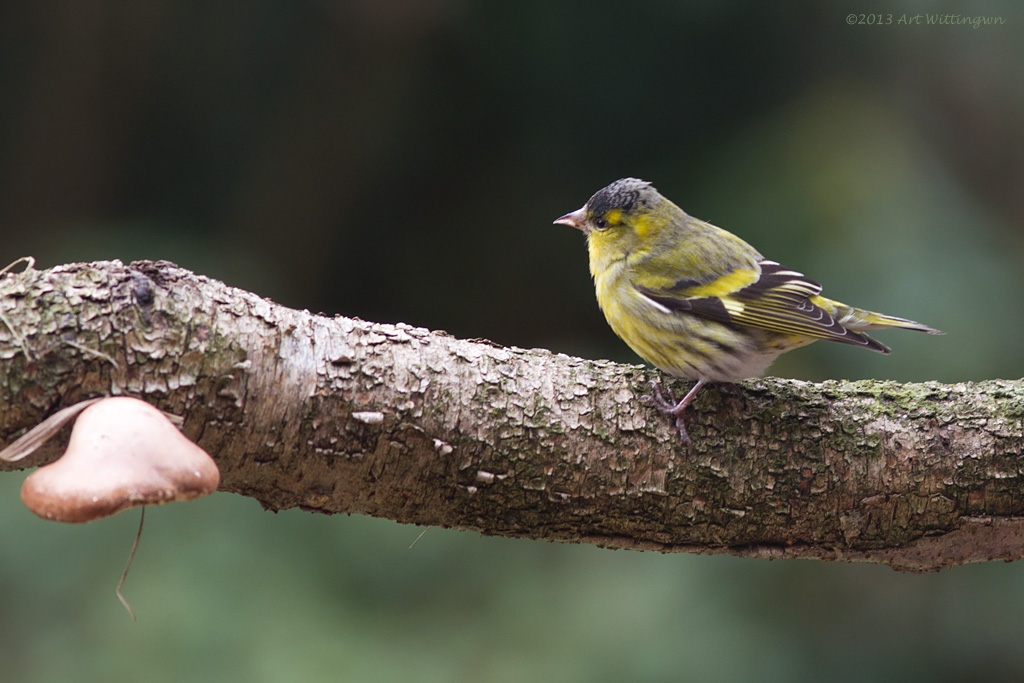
[642,378,708,445]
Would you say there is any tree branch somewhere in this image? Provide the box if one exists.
[2,260,1021,572]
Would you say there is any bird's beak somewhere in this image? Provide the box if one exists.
[553,207,587,231]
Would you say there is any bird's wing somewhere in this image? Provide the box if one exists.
[635,259,890,352]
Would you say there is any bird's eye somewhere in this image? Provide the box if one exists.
[594,217,609,229]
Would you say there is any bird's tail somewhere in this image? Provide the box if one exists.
[818,297,944,335]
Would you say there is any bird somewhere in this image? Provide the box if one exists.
[554,177,943,443]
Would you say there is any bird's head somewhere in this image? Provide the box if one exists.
[554,178,674,266]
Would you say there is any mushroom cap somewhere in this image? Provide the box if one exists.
[21,397,220,523]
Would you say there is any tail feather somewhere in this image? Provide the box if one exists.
[815,296,944,337]
[843,309,944,335]
[831,305,942,335]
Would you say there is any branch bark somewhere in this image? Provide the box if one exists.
[2,260,1022,572]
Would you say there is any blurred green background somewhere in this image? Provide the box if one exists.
[2,1,1023,681]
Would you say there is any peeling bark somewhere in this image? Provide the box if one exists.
[1,260,1022,572]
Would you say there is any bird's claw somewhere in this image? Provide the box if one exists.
[673,416,692,446]
[644,378,703,444]
[642,380,678,413]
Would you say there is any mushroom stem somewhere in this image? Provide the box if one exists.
[117,506,146,621]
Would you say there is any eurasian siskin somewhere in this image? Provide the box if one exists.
[555,177,942,442]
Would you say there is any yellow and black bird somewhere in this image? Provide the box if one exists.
[556,178,942,442]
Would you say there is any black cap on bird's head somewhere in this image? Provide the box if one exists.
[554,178,661,232]
[586,178,656,218]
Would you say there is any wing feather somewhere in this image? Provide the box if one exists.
[635,260,890,353]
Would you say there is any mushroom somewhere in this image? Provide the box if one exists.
[19,397,219,523]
